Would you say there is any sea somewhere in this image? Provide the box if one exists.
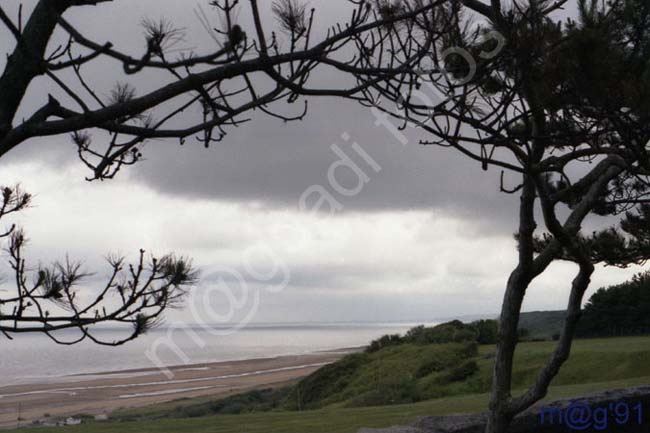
[0,322,434,386]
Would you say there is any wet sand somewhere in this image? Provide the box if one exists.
[0,351,348,429]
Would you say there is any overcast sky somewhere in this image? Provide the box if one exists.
[0,0,642,325]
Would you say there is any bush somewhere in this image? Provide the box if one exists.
[143,387,295,419]
[452,328,479,342]
[577,271,650,338]
[403,321,478,345]
[366,333,402,353]
[460,342,479,358]
[471,319,499,344]
[437,360,479,384]
[415,356,448,379]
[178,404,214,418]
[284,353,368,410]
[367,320,497,354]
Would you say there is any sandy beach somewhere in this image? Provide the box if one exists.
[0,351,349,429]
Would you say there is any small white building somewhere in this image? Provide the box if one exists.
[65,417,82,426]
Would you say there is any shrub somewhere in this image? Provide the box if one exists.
[284,353,368,410]
[471,319,499,344]
[403,321,478,345]
[148,387,295,419]
[366,333,402,353]
[577,271,650,337]
[367,320,496,354]
[413,343,477,379]
[415,357,447,379]
[460,342,479,358]
[436,360,479,384]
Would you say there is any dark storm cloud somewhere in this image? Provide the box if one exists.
[129,98,518,227]
[1,0,519,234]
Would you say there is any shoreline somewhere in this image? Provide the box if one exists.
[65,345,364,379]
[0,349,356,429]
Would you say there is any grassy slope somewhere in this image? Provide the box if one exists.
[518,310,566,339]
[12,336,650,433]
[477,336,650,392]
[285,342,479,409]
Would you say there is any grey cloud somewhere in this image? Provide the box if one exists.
[1,0,520,235]
[129,99,519,229]
[202,259,432,292]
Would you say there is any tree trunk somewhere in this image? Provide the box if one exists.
[484,161,624,433]
[485,177,537,433]
[485,409,513,433]
[485,271,528,433]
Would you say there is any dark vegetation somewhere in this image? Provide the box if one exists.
[366,320,499,353]
[577,272,650,337]
[113,321,491,422]
[115,387,293,421]
[278,321,493,410]
[515,273,650,340]
[517,273,650,341]
[285,341,479,409]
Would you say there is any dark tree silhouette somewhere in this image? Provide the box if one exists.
[577,271,650,337]
[0,0,446,179]
[0,0,448,345]
[0,184,198,344]
[354,0,650,431]
[7,1,648,431]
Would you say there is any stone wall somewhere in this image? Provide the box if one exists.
[358,386,650,433]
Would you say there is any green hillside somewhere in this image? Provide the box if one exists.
[518,310,566,339]
[285,341,479,409]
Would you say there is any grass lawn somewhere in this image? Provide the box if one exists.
[10,336,650,433]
